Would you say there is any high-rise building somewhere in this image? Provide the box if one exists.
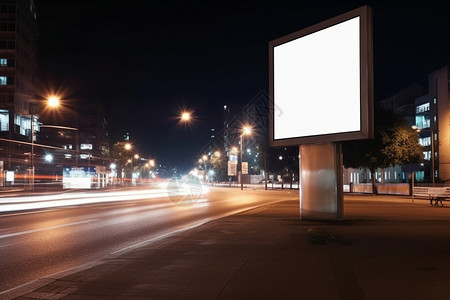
[0,0,38,173]
[0,0,37,137]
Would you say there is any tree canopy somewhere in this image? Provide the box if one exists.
[343,109,424,193]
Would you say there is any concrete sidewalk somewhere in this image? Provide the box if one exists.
[7,195,450,299]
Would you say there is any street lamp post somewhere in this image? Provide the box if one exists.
[240,126,252,190]
[30,111,35,190]
[29,96,61,190]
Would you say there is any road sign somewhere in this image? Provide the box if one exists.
[242,162,248,175]
[228,161,237,176]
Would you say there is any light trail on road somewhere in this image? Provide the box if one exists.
[0,187,298,293]
[0,186,209,213]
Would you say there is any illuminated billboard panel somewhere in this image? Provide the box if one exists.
[269,6,373,146]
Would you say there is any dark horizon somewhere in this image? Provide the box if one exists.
[36,0,450,173]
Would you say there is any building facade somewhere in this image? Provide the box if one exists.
[415,66,450,181]
[345,66,450,185]
[0,0,38,177]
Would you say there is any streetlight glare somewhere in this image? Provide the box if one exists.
[124,143,132,150]
[181,112,191,121]
[149,159,155,167]
[44,154,53,162]
[47,96,60,108]
[243,126,252,135]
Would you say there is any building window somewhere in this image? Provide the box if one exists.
[0,23,15,31]
[415,115,430,129]
[423,151,431,161]
[416,103,430,114]
[0,76,6,85]
[0,41,14,49]
[415,171,424,181]
[419,137,431,146]
[0,58,6,66]
[80,144,92,150]
[0,109,8,131]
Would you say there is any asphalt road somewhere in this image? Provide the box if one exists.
[0,186,298,292]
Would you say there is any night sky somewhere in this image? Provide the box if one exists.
[36,0,449,173]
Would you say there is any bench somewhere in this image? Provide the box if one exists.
[413,187,450,206]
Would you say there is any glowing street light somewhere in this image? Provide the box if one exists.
[29,96,64,190]
[124,143,132,151]
[181,111,191,122]
[47,96,60,108]
[44,154,53,163]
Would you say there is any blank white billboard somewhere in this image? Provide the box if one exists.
[269,6,373,146]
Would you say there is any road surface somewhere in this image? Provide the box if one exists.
[0,186,298,292]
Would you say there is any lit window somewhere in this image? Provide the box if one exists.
[0,58,6,66]
[80,143,92,150]
[416,103,430,114]
[0,109,8,131]
[415,115,430,129]
[419,137,431,146]
[0,76,6,85]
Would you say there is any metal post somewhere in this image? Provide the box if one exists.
[30,112,34,190]
[264,152,268,190]
[431,131,435,186]
[76,130,79,166]
[240,134,243,190]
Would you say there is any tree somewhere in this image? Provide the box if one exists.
[109,141,134,177]
[258,143,298,182]
[343,110,423,194]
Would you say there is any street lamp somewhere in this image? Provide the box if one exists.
[180,111,191,122]
[44,154,53,163]
[29,96,61,190]
[240,125,252,190]
[123,143,135,183]
[412,126,435,186]
[47,96,60,108]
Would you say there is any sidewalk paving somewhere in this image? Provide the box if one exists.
[6,195,450,299]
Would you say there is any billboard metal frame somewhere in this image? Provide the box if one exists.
[269,5,373,146]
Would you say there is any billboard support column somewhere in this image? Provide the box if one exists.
[299,143,343,220]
